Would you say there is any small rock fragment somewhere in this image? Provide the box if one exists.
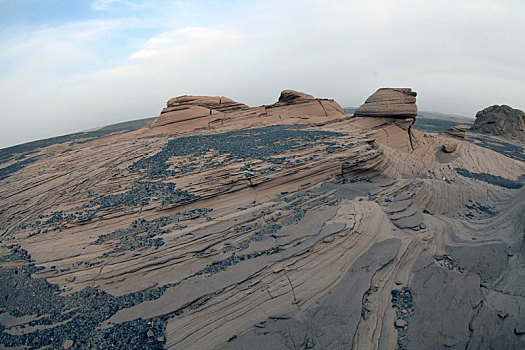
[63,339,74,349]
[395,319,408,328]
[306,338,314,348]
[497,311,508,319]
[157,336,165,342]
[65,276,76,282]
[323,236,334,243]
[147,329,154,338]
[442,143,457,153]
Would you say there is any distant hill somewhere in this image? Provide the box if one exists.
[0,116,155,164]
[344,107,474,134]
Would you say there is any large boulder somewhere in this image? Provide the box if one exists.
[470,105,525,142]
[445,125,466,139]
[354,88,417,118]
[277,90,315,104]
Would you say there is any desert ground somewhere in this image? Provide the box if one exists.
[1,88,524,349]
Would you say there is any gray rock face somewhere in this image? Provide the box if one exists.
[223,238,402,350]
[354,88,417,118]
[445,243,507,284]
[407,265,481,350]
[470,105,525,142]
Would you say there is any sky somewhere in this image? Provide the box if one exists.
[1,0,524,148]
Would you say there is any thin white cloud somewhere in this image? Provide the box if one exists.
[91,0,138,11]
[129,27,241,60]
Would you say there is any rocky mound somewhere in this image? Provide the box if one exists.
[149,90,345,134]
[354,88,417,118]
[470,105,525,142]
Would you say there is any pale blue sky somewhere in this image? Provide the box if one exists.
[1,0,524,148]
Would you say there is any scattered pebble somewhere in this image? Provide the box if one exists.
[395,319,408,328]
[63,339,74,349]
[323,236,334,243]
[65,276,75,282]
[306,338,314,348]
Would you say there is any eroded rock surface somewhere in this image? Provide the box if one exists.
[1,89,524,349]
[354,88,417,118]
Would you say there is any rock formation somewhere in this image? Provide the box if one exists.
[470,105,525,142]
[350,88,418,152]
[445,125,467,139]
[1,88,524,349]
[276,89,315,104]
[354,88,417,118]
[442,143,457,153]
[148,90,345,134]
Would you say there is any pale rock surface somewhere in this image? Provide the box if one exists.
[442,143,457,153]
[1,88,524,350]
[354,88,417,118]
[148,90,345,134]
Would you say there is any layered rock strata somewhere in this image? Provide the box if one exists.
[351,88,419,152]
[148,90,345,134]
[354,88,417,118]
[1,88,524,350]
[445,125,467,139]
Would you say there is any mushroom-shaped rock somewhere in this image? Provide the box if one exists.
[354,88,417,118]
[277,90,315,104]
[445,125,466,139]
[470,105,525,142]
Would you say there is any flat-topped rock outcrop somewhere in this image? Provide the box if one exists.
[149,89,345,133]
[470,105,525,142]
[354,88,418,118]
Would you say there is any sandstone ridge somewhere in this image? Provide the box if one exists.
[149,89,345,134]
